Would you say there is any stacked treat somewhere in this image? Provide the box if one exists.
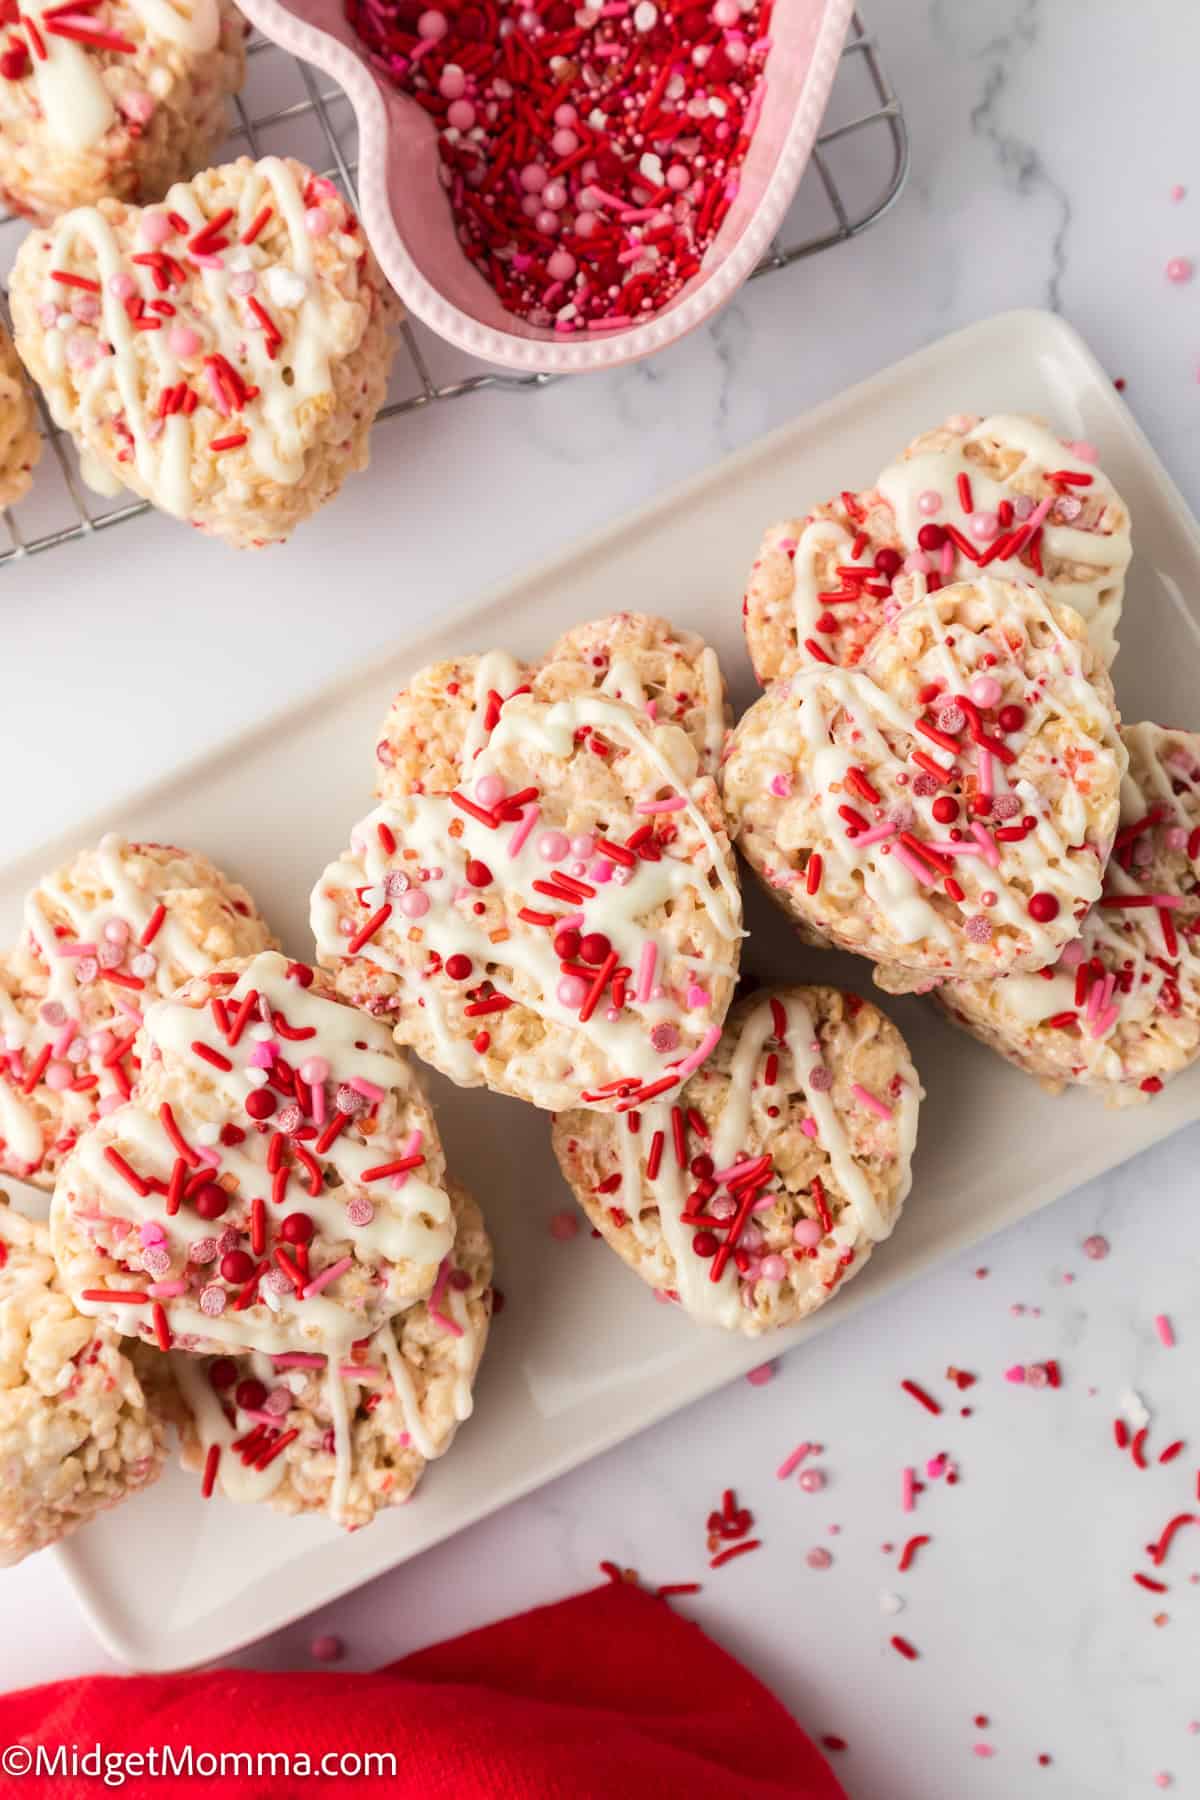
[731,412,1199,1108]
[0,839,492,1562]
[0,13,402,548]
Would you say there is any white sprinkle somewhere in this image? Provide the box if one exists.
[264,265,307,308]
[244,1067,269,1089]
[879,1591,905,1616]
[633,0,657,27]
[195,1122,220,1146]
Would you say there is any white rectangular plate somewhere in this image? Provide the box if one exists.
[6,308,1199,1670]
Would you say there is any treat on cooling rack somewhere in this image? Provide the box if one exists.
[722,577,1127,996]
[0,1196,171,1565]
[50,951,456,1357]
[10,155,400,548]
[316,683,744,1113]
[0,0,245,223]
[173,1178,491,1527]
[538,614,731,779]
[552,985,920,1334]
[0,835,274,1190]
[742,414,1132,681]
[0,321,40,510]
[937,723,1200,1105]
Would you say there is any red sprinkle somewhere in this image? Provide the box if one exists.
[900,1379,942,1416]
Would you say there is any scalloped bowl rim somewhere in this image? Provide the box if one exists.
[234,0,855,372]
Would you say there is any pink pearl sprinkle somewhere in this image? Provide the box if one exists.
[535,210,560,235]
[759,1254,786,1282]
[1004,1363,1026,1384]
[666,163,691,192]
[1166,257,1193,283]
[547,250,577,281]
[799,1468,825,1492]
[140,211,171,246]
[108,274,135,301]
[553,102,577,126]
[44,1062,73,1091]
[439,63,465,99]
[519,162,548,193]
[475,773,506,807]
[1082,1233,1109,1260]
[551,128,579,156]
[169,325,201,358]
[917,489,942,516]
[549,1210,579,1241]
[805,1547,832,1570]
[400,890,430,918]
[304,206,332,237]
[969,675,1002,708]
[447,98,476,130]
[557,974,588,1007]
[537,830,570,862]
[969,510,999,540]
[1153,1776,1171,1791]
[310,1633,344,1662]
[417,7,446,36]
[570,834,594,858]
[793,1219,822,1248]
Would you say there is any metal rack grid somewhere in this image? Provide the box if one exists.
[0,8,908,565]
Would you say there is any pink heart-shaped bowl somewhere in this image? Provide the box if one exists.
[236,0,853,372]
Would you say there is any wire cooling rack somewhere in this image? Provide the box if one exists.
[0,9,908,565]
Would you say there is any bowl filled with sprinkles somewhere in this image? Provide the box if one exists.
[236,0,854,369]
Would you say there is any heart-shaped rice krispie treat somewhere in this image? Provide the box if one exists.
[372,613,730,801]
[50,951,456,1358]
[317,680,743,1113]
[553,985,920,1334]
[937,722,1200,1105]
[0,0,246,224]
[10,155,399,547]
[0,834,275,1189]
[0,1196,172,1565]
[0,321,40,509]
[723,577,1127,995]
[743,414,1131,682]
[172,1177,491,1528]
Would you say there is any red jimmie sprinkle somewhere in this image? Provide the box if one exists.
[345,0,771,333]
[900,1379,942,1416]
[890,1635,919,1661]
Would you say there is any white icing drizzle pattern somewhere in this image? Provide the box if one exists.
[59,951,454,1356]
[24,0,220,156]
[0,833,255,1178]
[733,580,1123,965]
[601,990,917,1329]
[37,158,354,520]
[313,692,741,1105]
[954,724,1200,1082]
[877,414,1131,661]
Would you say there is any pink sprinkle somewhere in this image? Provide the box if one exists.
[1153,1776,1172,1792]
[926,1454,947,1478]
[799,1118,818,1140]
[508,804,540,858]
[851,1083,892,1120]
[147,1280,187,1298]
[798,1468,825,1492]
[776,1442,812,1479]
[854,822,898,848]
[348,1076,385,1102]
[673,1026,721,1079]
[1154,1314,1176,1348]
[1172,185,1187,202]
[273,1352,327,1368]
[310,1634,344,1662]
[805,1547,833,1570]
[636,940,657,1004]
[301,1255,352,1300]
[1166,257,1193,283]
[549,1210,579,1241]
[635,795,687,814]
[972,1745,996,1760]
[901,1467,916,1512]
[1005,1364,1026,1384]
[745,1362,775,1387]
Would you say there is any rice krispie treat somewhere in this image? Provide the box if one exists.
[743,415,1131,681]
[172,1179,491,1527]
[553,985,920,1334]
[51,951,456,1358]
[0,0,245,224]
[937,722,1200,1105]
[375,651,536,800]
[0,1197,169,1565]
[0,321,40,509]
[538,614,730,779]
[0,834,274,1189]
[723,577,1127,995]
[316,688,744,1113]
[10,155,399,548]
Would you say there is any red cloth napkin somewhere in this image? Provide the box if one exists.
[0,1582,846,1799]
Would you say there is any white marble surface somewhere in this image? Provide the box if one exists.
[2,1,1199,1793]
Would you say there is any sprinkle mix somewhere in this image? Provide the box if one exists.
[346,0,771,330]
